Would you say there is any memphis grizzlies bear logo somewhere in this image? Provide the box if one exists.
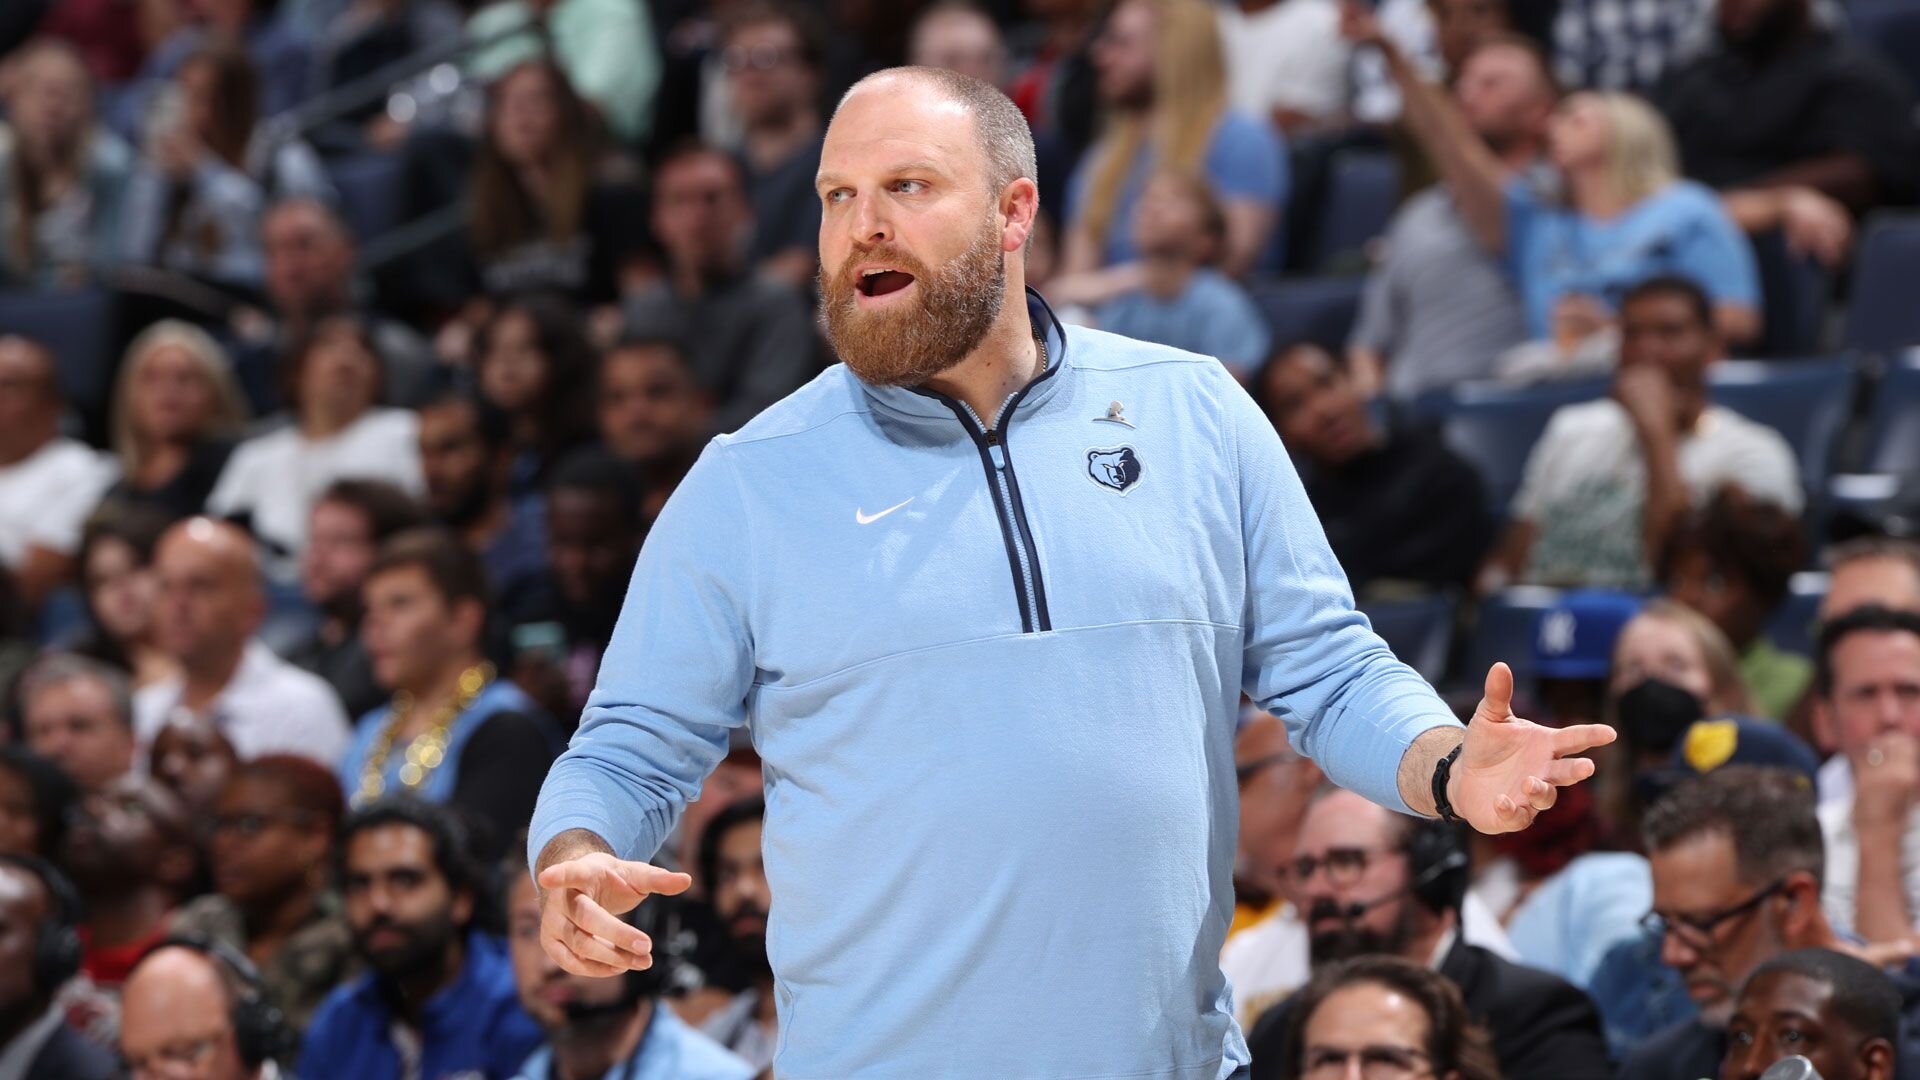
[1086,446,1143,494]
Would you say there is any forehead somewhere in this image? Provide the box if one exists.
[347,823,436,870]
[1827,558,1920,608]
[1298,791,1393,850]
[0,865,49,922]
[26,675,110,713]
[605,344,690,380]
[821,82,985,187]
[1464,44,1538,82]
[1829,629,1920,685]
[1305,983,1431,1045]
[218,774,289,809]
[718,817,763,857]
[657,152,741,193]
[1617,614,1700,661]
[1650,828,1744,904]
[1739,970,1835,1022]
[1623,292,1703,325]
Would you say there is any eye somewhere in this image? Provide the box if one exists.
[892,179,926,195]
[825,188,850,205]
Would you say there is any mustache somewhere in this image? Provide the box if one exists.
[1306,898,1347,923]
[825,244,933,294]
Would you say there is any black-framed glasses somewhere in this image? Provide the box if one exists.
[1290,846,1405,889]
[1640,877,1788,951]
[1303,1044,1434,1079]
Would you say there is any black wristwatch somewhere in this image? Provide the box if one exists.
[1431,742,1464,825]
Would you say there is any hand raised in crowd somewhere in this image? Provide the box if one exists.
[1778,186,1853,268]
[1613,362,1678,438]
[538,845,693,977]
[1450,663,1616,833]
[1550,293,1613,355]
[1852,730,1920,833]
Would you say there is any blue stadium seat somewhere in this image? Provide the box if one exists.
[1462,586,1566,695]
[1249,276,1366,351]
[1849,1,1920,97]
[1426,378,1612,515]
[1360,594,1457,683]
[0,287,117,421]
[1311,151,1400,273]
[1860,349,1920,473]
[1706,357,1856,484]
[1765,571,1828,659]
[326,152,407,246]
[1749,229,1829,358]
[1843,214,1920,354]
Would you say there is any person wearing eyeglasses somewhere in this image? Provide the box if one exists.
[1276,955,1501,1080]
[1722,948,1904,1080]
[1624,765,1854,1079]
[171,755,356,1034]
[716,1,830,290]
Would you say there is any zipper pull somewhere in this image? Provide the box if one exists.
[988,442,1008,470]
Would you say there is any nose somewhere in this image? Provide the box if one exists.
[1724,1038,1766,1080]
[1658,927,1699,972]
[847,194,892,248]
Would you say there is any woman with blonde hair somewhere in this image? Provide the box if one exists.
[101,319,250,521]
[0,39,132,287]
[1345,7,1761,348]
[1062,0,1286,278]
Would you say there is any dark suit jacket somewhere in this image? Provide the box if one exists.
[1247,940,1614,1080]
[23,1022,117,1080]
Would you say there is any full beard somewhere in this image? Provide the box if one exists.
[1306,897,1417,967]
[818,215,1007,388]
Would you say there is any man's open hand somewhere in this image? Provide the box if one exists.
[1452,663,1617,833]
[537,852,693,977]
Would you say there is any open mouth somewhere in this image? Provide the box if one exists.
[856,267,917,299]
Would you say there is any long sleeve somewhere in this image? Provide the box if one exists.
[527,440,755,869]
[1225,366,1460,815]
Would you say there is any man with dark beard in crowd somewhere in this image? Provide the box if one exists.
[1247,788,1609,1079]
[417,388,551,627]
[693,798,776,1073]
[302,798,541,1078]
[287,480,427,720]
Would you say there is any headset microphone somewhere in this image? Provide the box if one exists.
[1758,1057,1822,1080]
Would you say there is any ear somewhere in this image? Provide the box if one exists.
[451,887,475,929]
[999,177,1040,255]
[454,597,488,650]
[1863,1036,1896,1080]
[1810,697,1836,755]
[1779,870,1821,936]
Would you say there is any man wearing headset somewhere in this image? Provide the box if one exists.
[0,854,115,1079]
[120,936,295,1080]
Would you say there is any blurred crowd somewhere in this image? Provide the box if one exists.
[1,0,1920,1074]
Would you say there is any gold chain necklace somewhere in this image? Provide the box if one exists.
[354,662,495,807]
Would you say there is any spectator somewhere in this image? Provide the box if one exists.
[0,40,132,287]
[1659,0,1917,233]
[136,517,352,764]
[720,1,828,288]
[1005,0,1102,141]
[286,478,426,722]
[343,528,558,860]
[1349,34,1556,399]
[1550,0,1715,94]
[594,336,713,524]
[1663,489,1811,721]
[1819,538,1920,627]
[464,0,663,146]
[302,798,543,1078]
[62,772,195,987]
[207,316,425,572]
[694,797,776,1072]
[1066,0,1286,277]
[1216,0,1350,135]
[620,144,816,434]
[0,749,78,860]
[0,855,116,1079]
[171,755,355,1032]
[34,0,144,84]
[232,198,438,413]
[1350,9,1762,350]
[908,1,1010,87]
[1230,712,1322,942]
[148,708,242,822]
[1061,171,1271,377]
[417,388,550,626]
[71,504,178,688]
[474,295,597,498]
[307,0,465,153]
[1256,342,1493,593]
[0,335,118,615]
[1724,948,1903,1080]
[1482,277,1798,591]
[119,939,295,1080]
[504,861,753,1079]
[1246,788,1609,1079]
[460,59,647,305]
[1607,599,1756,780]
[1273,955,1502,1080]
[133,0,313,123]
[1810,607,1920,946]
[1620,764,1861,1077]
[18,655,135,792]
[100,320,250,521]
[121,44,334,291]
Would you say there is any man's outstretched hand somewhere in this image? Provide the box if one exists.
[538,849,693,978]
[1451,662,1616,833]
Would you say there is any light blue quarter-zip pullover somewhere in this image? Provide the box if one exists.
[530,290,1462,1079]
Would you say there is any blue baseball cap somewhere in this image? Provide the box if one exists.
[1531,590,1644,680]
[1671,716,1821,784]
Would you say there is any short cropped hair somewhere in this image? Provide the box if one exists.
[1814,604,1920,699]
[1622,274,1713,329]
[838,66,1038,199]
[366,527,492,610]
[17,653,133,731]
[1746,948,1902,1045]
[339,797,481,902]
[316,479,428,544]
[1641,765,1823,887]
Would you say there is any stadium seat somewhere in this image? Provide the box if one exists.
[1859,349,1920,474]
[1706,357,1855,484]
[1749,229,1829,358]
[1849,1,1920,98]
[1765,571,1828,659]
[1461,586,1566,695]
[1249,276,1366,351]
[0,287,117,422]
[1311,150,1400,273]
[1360,594,1457,683]
[1843,214,1920,354]
[1424,378,1612,515]
[327,151,407,246]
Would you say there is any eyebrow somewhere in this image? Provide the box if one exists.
[816,160,953,190]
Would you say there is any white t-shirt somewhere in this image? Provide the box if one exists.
[1219,892,1516,1027]
[1513,399,1802,588]
[1216,0,1351,125]
[133,639,352,766]
[1817,793,1920,941]
[0,437,117,567]
[206,408,423,574]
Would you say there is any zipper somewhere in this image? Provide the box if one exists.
[927,337,1054,634]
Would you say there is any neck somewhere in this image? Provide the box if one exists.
[919,295,1042,430]
[1139,255,1196,299]
[744,109,819,171]
[86,882,171,947]
[1403,910,1457,969]
[135,440,191,487]
[300,407,357,440]
[1496,140,1544,174]
[0,429,54,468]
[459,494,511,551]
[240,882,321,962]
[182,642,249,707]
[389,935,465,1025]
[553,998,653,1080]
[754,976,777,1023]
[1567,165,1632,219]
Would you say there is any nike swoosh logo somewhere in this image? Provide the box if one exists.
[855,498,914,525]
